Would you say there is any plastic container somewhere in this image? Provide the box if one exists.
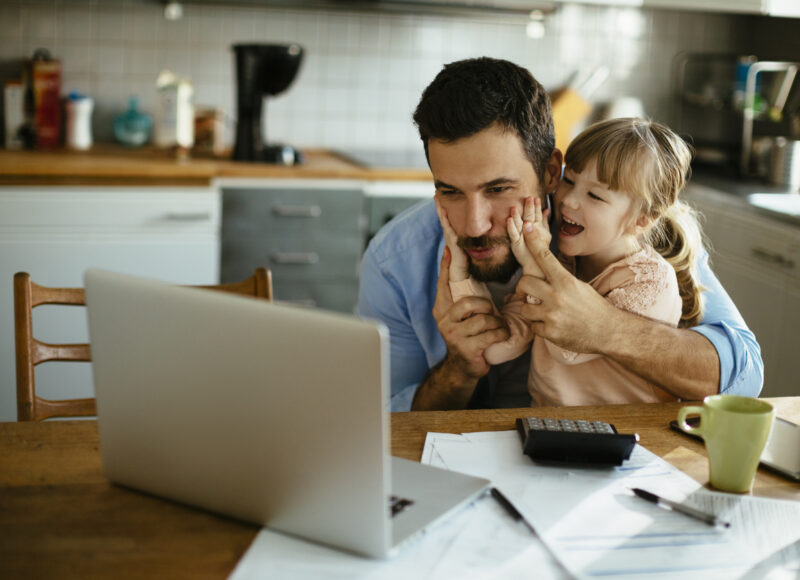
[155,70,194,149]
[65,92,94,150]
[113,96,152,147]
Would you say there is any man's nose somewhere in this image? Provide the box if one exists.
[464,197,493,238]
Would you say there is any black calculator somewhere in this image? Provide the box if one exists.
[516,417,639,466]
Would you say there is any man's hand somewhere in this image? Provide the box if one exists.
[517,218,720,400]
[412,247,510,410]
[435,197,470,283]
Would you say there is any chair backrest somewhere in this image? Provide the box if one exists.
[14,268,273,421]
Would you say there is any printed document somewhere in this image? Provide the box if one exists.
[423,430,800,579]
[230,431,800,579]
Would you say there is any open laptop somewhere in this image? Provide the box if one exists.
[84,269,489,559]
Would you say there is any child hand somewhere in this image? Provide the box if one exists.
[435,196,469,282]
[507,196,548,279]
[523,195,552,248]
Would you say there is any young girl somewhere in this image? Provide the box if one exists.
[438,117,704,406]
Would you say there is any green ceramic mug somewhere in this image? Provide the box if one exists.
[677,395,775,493]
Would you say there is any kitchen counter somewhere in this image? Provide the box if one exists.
[4,148,796,225]
[0,146,433,186]
[688,165,800,227]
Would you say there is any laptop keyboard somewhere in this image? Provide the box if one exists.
[390,495,414,517]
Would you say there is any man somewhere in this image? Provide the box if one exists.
[358,57,763,412]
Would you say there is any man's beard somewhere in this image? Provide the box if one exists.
[458,235,520,283]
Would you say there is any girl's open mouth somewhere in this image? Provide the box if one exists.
[559,216,584,236]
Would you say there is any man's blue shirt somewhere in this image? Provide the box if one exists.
[357,197,764,412]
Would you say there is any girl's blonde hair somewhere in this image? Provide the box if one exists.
[564,117,704,327]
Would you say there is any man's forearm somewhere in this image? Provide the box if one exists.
[601,308,720,401]
[411,356,482,410]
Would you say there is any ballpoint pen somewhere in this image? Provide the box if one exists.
[490,487,537,535]
[631,487,731,528]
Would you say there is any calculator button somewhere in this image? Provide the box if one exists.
[528,418,545,430]
[543,418,560,430]
[592,421,615,434]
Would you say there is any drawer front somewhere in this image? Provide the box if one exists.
[0,187,220,230]
[273,279,359,314]
[222,235,362,281]
[223,227,364,252]
[222,188,365,236]
[713,216,800,280]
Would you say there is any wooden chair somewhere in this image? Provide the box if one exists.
[14,268,273,422]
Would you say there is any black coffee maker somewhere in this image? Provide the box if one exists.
[232,43,304,164]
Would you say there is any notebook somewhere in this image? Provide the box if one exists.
[84,269,489,559]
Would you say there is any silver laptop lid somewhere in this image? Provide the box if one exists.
[85,269,392,558]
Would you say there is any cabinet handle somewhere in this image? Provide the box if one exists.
[751,247,795,269]
[270,251,319,265]
[271,204,322,218]
[162,212,212,222]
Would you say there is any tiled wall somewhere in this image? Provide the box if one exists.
[0,0,776,152]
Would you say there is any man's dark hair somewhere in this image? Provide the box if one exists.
[413,57,555,179]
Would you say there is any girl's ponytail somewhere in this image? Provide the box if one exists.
[647,200,704,327]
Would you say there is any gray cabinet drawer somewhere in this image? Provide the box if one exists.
[222,239,360,282]
[222,188,364,235]
[221,185,366,313]
[226,228,364,251]
[273,279,359,313]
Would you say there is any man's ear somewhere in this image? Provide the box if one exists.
[544,149,563,193]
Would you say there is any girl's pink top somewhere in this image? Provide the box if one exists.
[529,245,683,406]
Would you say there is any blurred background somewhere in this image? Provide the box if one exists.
[1,0,797,152]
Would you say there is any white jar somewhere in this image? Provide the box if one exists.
[155,70,194,149]
[66,95,94,150]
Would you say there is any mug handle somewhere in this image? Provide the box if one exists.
[677,406,705,437]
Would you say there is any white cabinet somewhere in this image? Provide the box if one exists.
[686,188,800,397]
[0,186,221,422]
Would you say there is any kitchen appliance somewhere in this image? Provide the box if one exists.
[232,43,304,165]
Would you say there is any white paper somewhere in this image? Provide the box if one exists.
[229,430,800,579]
[423,431,800,580]
[229,495,560,580]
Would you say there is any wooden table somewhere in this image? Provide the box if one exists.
[2,399,798,579]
